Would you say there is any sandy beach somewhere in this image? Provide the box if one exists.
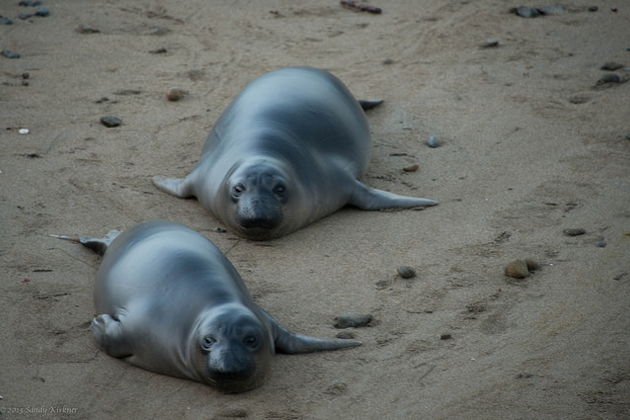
[1,0,629,418]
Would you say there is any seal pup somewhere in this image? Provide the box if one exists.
[54,220,360,393]
[153,66,437,240]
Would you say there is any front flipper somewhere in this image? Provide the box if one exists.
[262,310,361,354]
[349,180,438,210]
[358,98,384,111]
[49,229,121,256]
[152,176,195,198]
[91,314,132,358]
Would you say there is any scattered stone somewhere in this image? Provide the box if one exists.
[19,0,42,6]
[480,39,499,48]
[325,381,348,396]
[334,312,373,329]
[1,50,20,59]
[95,97,109,104]
[397,266,416,279]
[427,135,440,148]
[149,47,167,54]
[466,302,487,314]
[100,116,122,127]
[568,95,590,104]
[525,259,540,272]
[17,13,34,20]
[146,26,170,36]
[440,333,452,340]
[504,260,530,279]
[516,372,533,379]
[211,227,227,233]
[596,73,622,85]
[166,88,187,102]
[34,7,50,17]
[625,134,630,140]
[601,62,624,71]
[512,6,541,18]
[402,163,419,172]
[18,128,29,134]
[76,25,100,34]
[382,58,395,65]
[336,331,356,339]
[588,6,598,12]
[340,0,382,14]
[595,241,607,248]
[563,227,586,236]
[0,16,13,25]
[22,72,30,79]
[114,89,142,96]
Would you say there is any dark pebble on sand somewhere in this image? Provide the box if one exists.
[149,47,168,54]
[19,0,42,6]
[397,266,416,279]
[525,259,540,272]
[505,260,530,279]
[17,13,34,20]
[334,312,373,329]
[601,62,624,71]
[100,116,122,127]
[402,163,419,172]
[595,241,607,248]
[588,6,598,12]
[166,88,187,102]
[34,7,49,17]
[1,50,20,59]
[427,135,440,148]
[625,134,630,140]
[480,39,499,48]
[211,227,227,233]
[440,333,452,340]
[0,16,13,25]
[513,6,541,18]
[563,228,585,236]
[75,25,101,34]
[22,72,29,79]
[597,73,621,84]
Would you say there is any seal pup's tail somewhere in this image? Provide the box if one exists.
[358,98,384,111]
[261,310,362,354]
[49,229,121,256]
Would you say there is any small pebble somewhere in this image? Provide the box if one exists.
[22,72,30,79]
[334,312,372,329]
[595,241,607,248]
[34,7,49,17]
[75,25,101,34]
[149,47,168,54]
[402,163,419,172]
[211,227,227,233]
[601,62,624,71]
[563,228,585,236]
[18,128,30,134]
[597,73,621,84]
[427,135,440,148]
[2,50,20,59]
[0,16,13,25]
[17,13,34,20]
[166,88,187,102]
[336,331,356,339]
[397,266,416,279]
[513,6,541,18]
[588,6,598,12]
[504,260,530,279]
[440,333,452,340]
[382,58,395,65]
[625,134,630,140]
[19,0,42,6]
[100,116,122,127]
[480,39,499,48]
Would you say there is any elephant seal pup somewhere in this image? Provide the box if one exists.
[153,66,437,240]
[57,220,360,393]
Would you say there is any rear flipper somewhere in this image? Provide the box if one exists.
[152,176,195,198]
[50,229,121,256]
[92,314,132,358]
[358,98,384,111]
[261,309,361,354]
[349,180,438,210]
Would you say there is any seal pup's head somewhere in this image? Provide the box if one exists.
[189,304,273,393]
[224,158,296,240]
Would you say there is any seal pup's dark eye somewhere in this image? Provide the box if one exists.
[273,185,286,195]
[232,183,246,197]
[243,335,258,349]
[202,336,216,351]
